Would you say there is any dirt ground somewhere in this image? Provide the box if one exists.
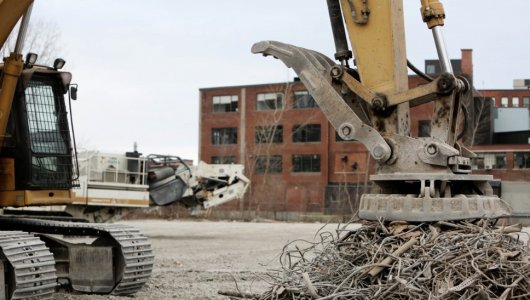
[54,219,346,300]
[51,219,530,300]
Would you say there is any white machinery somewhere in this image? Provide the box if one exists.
[67,150,250,222]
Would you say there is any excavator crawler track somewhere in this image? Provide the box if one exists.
[0,217,154,296]
[0,231,57,300]
[102,224,154,295]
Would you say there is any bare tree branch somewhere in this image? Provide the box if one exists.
[468,88,492,147]
[244,82,334,219]
[1,19,62,66]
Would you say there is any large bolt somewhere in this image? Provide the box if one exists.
[330,66,343,79]
[437,74,455,94]
[371,96,387,111]
[438,78,449,90]
[341,126,352,136]
[339,124,355,141]
[372,145,385,160]
[426,143,438,156]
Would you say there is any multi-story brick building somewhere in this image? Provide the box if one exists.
[199,49,530,221]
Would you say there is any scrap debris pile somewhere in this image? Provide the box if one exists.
[222,220,530,299]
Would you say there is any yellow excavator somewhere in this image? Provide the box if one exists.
[0,1,153,298]
[253,0,510,221]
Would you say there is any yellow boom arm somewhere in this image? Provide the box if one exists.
[0,0,33,143]
[0,0,33,47]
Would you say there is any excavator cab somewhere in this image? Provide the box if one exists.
[0,2,153,298]
[0,62,77,206]
[0,60,154,298]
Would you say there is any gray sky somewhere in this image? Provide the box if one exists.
[30,1,530,162]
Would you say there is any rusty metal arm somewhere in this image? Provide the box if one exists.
[337,69,458,109]
[252,40,391,163]
[389,73,457,107]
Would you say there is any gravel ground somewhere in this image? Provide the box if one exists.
[51,220,530,300]
[54,219,341,300]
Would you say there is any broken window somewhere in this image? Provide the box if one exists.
[212,127,237,145]
[292,124,321,143]
[254,155,282,174]
[213,95,238,112]
[256,92,284,111]
[293,91,318,109]
[255,125,283,144]
[292,154,320,173]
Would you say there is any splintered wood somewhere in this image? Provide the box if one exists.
[222,220,530,300]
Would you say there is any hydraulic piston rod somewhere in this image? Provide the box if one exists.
[14,2,33,54]
[420,0,452,73]
[432,26,452,73]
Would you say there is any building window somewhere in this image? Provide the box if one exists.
[471,152,507,170]
[213,95,238,112]
[426,64,436,75]
[514,152,530,169]
[490,97,496,107]
[418,120,431,137]
[523,97,529,108]
[255,125,283,144]
[512,97,520,108]
[256,92,284,111]
[292,154,320,173]
[501,97,509,107]
[293,91,318,108]
[212,156,237,164]
[254,155,282,174]
[212,127,237,145]
[292,124,321,143]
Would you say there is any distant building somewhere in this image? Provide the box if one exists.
[199,49,530,221]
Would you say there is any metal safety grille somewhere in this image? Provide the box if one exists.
[25,76,73,189]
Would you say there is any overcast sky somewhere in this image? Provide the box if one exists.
[29,1,530,162]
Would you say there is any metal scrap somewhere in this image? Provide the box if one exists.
[237,220,530,300]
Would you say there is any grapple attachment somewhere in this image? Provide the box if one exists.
[252,40,512,222]
[252,41,391,163]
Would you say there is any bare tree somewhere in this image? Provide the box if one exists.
[244,83,290,219]
[244,82,326,220]
[337,161,354,218]
[467,88,493,147]
[1,19,62,66]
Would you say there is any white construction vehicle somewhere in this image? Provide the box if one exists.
[65,149,250,222]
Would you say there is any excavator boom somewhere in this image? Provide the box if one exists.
[253,0,510,222]
[0,0,33,48]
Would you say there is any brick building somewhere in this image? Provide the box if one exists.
[199,49,530,220]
